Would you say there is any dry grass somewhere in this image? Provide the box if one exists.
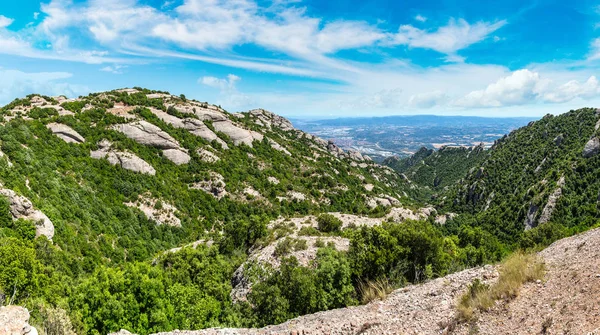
[358,278,395,304]
[457,252,545,321]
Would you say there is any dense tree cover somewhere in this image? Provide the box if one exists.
[383,145,488,198]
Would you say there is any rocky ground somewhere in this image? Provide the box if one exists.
[121,227,600,335]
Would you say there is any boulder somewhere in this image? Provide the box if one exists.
[0,189,54,240]
[111,121,180,149]
[524,203,539,230]
[162,149,190,165]
[91,140,156,175]
[583,137,600,158]
[46,123,85,143]
[0,306,38,335]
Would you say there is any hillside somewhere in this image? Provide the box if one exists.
[444,109,600,244]
[6,225,593,335]
[1,90,600,335]
[383,144,488,194]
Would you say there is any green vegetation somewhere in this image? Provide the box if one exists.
[0,91,597,335]
[316,213,342,233]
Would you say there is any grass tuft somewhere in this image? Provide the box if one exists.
[358,278,395,304]
[457,252,545,322]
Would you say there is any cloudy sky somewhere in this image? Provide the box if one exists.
[1,0,600,118]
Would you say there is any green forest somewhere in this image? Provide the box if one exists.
[1,89,599,335]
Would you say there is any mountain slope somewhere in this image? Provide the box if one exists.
[444,108,600,243]
[110,226,600,335]
[383,144,488,192]
[0,88,415,334]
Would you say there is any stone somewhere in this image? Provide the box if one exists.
[125,194,181,227]
[162,149,191,165]
[0,189,54,240]
[212,120,261,147]
[583,137,600,158]
[46,123,85,143]
[111,120,180,149]
[190,172,227,199]
[196,148,220,163]
[249,108,295,131]
[267,176,280,185]
[0,306,38,335]
[91,140,156,175]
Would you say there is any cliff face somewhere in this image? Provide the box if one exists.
[118,227,600,335]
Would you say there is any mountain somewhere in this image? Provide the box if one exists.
[383,144,488,192]
[1,88,599,335]
[443,109,600,244]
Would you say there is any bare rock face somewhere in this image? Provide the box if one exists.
[125,194,181,227]
[0,189,54,240]
[111,121,180,149]
[267,138,291,156]
[0,306,38,335]
[212,120,262,147]
[162,149,191,165]
[190,172,227,199]
[91,140,156,175]
[108,330,136,335]
[196,148,220,163]
[538,176,565,225]
[46,123,85,143]
[583,137,600,158]
[249,108,295,131]
[148,108,228,149]
[524,203,539,230]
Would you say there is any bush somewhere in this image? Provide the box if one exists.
[317,214,342,233]
[357,278,394,304]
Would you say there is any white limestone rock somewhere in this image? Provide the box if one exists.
[0,189,54,240]
[46,123,85,143]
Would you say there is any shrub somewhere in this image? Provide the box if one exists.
[317,214,342,233]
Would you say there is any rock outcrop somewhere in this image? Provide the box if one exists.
[110,121,191,164]
[190,172,227,199]
[125,194,181,227]
[91,140,156,175]
[583,137,600,158]
[46,123,85,143]
[538,176,565,225]
[249,109,294,131]
[111,121,180,149]
[162,149,191,166]
[0,306,38,335]
[196,148,220,163]
[212,120,262,147]
[148,108,228,149]
[0,188,54,240]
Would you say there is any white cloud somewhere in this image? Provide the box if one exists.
[200,74,241,90]
[388,18,507,59]
[415,15,427,22]
[0,69,89,105]
[453,69,546,107]
[199,73,253,108]
[588,38,600,60]
[542,76,600,103]
[453,69,600,108]
[33,12,40,20]
[408,90,448,108]
[100,64,127,74]
[0,15,13,28]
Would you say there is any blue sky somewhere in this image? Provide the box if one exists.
[1,0,600,118]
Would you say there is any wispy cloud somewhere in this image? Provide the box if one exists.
[0,15,13,28]
[386,18,507,61]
